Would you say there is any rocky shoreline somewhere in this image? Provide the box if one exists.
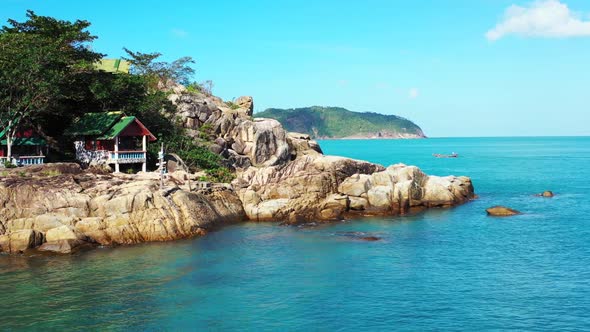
[0,89,475,255]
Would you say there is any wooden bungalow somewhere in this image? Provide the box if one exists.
[65,112,156,172]
[0,128,46,166]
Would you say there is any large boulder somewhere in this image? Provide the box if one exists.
[486,206,521,217]
[234,154,473,223]
[237,118,290,167]
[234,96,254,116]
[287,132,323,157]
[38,239,88,254]
[540,191,554,198]
[0,229,44,253]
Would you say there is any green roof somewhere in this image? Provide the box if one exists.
[1,137,46,146]
[64,111,123,136]
[0,127,46,146]
[95,59,130,73]
[97,116,136,140]
[65,112,154,141]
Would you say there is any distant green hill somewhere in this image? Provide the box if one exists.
[255,106,426,139]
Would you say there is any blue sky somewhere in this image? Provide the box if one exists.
[2,0,590,137]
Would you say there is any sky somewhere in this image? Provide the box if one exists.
[2,0,590,137]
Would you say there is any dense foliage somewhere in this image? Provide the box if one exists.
[0,11,232,181]
[256,106,425,139]
[0,10,102,153]
[149,126,234,183]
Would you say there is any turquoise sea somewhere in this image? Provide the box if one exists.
[1,137,590,331]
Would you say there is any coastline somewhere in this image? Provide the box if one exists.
[317,135,427,141]
[0,91,472,255]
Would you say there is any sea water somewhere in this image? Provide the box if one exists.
[1,137,590,331]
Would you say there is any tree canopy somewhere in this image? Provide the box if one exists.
[123,48,196,87]
[0,10,231,181]
[0,10,102,152]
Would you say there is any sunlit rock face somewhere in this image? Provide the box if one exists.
[171,87,475,224]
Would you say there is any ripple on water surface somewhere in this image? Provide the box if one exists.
[2,137,590,331]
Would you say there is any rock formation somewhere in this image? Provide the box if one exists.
[234,157,473,223]
[168,88,474,224]
[0,164,245,254]
[486,206,521,217]
[0,90,475,254]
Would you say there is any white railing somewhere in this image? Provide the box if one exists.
[108,151,146,164]
[0,156,45,166]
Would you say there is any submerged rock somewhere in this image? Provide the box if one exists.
[38,239,89,254]
[334,232,382,242]
[360,236,381,242]
[486,206,521,217]
[538,191,554,198]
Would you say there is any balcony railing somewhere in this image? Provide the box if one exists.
[108,151,146,164]
[0,155,45,166]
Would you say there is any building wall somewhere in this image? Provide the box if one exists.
[74,141,110,165]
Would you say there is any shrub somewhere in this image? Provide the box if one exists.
[198,123,214,140]
[225,101,240,110]
[3,161,16,168]
[151,127,234,183]
[41,170,61,177]
[186,82,202,94]
[205,167,235,183]
[185,80,213,96]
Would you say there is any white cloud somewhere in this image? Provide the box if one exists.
[171,28,188,38]
[486,0,590,41]
[408,88,419,99]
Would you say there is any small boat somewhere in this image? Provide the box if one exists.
[433,153,459,158]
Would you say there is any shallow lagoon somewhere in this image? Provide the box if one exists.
[2,137,590,331]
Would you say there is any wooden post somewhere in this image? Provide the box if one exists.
[114,135,120,173]
[142,135,147,172]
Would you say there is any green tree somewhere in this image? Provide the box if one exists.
[123,48,196,88]
[0,10,101,159]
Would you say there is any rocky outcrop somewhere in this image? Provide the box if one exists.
[486,206,521,217]
[234,156,384,222]
[170,87,475,224]
[0,165,246,254]
[234,96,254,116]
[169,89,296,168]
[0,91,475,255]
[234,156,474,223]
